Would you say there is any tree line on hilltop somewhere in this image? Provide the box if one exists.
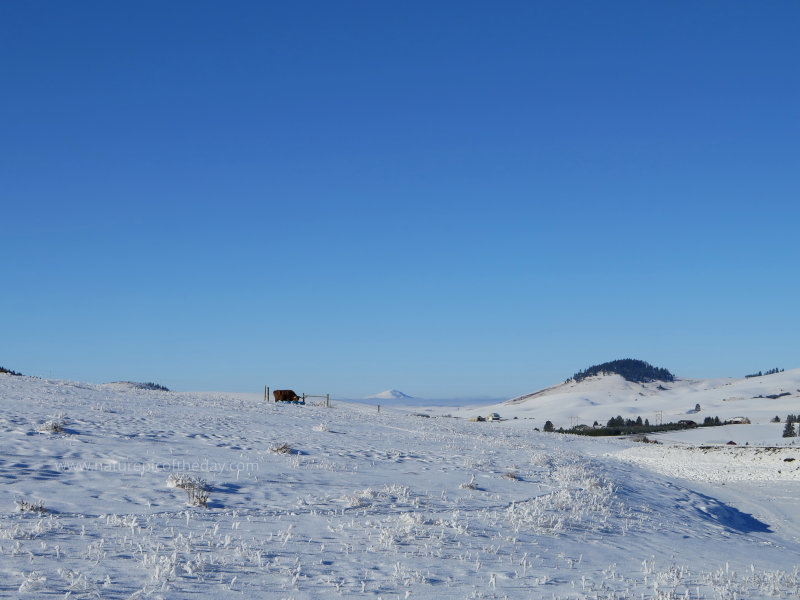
[745,367,784,378]
[567,358,675,384]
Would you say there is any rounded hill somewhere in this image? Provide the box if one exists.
[569,359,675,384]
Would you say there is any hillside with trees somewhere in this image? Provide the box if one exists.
[568,358,675,384]
[746,367,784,378]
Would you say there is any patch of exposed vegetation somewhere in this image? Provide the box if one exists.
[114,381,170,391]
[0,366,22,376]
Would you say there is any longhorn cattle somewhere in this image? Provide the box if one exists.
[273,389,301,403]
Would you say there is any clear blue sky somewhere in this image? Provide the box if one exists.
[2,1,798,398]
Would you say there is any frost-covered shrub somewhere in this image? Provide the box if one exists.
[166,473,194,490]
[186,486,210,507]
[343,484,415,510]
[18,571,46,592]
[167,474,211,507]
[36,418,64,433]
[345,488,378,508]
[383,483,412,503]
[392,562,430,586]
[270,442,293,454]
[459,474,479,490]
[15,498,46,513]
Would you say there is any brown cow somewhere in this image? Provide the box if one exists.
[273,389,301,403]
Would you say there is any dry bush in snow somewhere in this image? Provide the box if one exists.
[36,418,64,434]
[15,498,46,513]
[18,571,47,593]
[167,473,211,507]
[343,484,415,510]
[186,486,210,508]
[459,474,479,490]
[270,442,293,454]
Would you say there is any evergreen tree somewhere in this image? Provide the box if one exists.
[543,420,554,432]
[783,421,797,438]
[569,359,675,384]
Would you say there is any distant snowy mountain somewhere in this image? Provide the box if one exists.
[365,389,414,400]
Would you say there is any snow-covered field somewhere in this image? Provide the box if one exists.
[2,373,800,598]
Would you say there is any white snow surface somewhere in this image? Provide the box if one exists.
[2,372,800,598]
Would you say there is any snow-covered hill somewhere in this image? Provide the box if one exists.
[2,372,800,598]
[358,390,503,411]
[465,368,800,432]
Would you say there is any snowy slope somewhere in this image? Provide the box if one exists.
[465,368,800,432]
[2,373,800,598]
